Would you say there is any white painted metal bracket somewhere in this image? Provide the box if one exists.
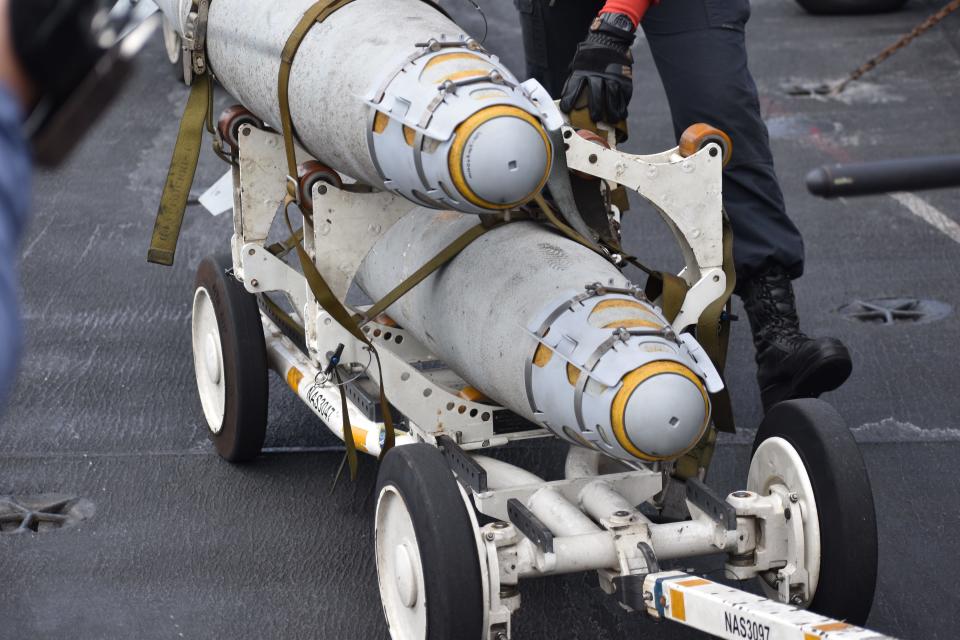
[262,311,549,453]
[472,469,662,522]
[564,126,727,331]
[231,125,313,283]
[306,183,413,302]
[241,244,310,322]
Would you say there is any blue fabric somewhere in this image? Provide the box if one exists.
[0,84,30,411]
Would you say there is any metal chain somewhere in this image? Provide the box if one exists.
[832,0,960,94]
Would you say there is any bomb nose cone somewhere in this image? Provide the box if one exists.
[613,362,710,460]
[449,106,552,210]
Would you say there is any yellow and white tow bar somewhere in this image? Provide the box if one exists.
[644,571,895,640]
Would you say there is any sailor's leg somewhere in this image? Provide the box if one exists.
[514,0,606,96]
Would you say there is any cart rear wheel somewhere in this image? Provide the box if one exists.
[375,444,485,640]
[161,16,184,82]
[748,399,877,625]
[192,255,268,462]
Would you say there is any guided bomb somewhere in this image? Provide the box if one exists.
[154,0,553,213]
[357,210,717,463]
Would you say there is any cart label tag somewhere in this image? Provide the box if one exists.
[724,612,771,640]
[307,384,337,423]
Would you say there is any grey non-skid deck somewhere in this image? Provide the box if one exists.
[2,0,958,637]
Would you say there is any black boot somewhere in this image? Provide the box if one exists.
[740,267,852,411]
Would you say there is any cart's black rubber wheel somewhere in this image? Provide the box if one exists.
[192,254,268,462]
[795,0,907,14]
[375,444,485,640]
[750,399,877,625]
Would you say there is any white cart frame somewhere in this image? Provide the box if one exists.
[207,120,893,640]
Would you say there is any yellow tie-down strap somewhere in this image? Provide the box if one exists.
[148,73,212,266]
[647,572,898,640]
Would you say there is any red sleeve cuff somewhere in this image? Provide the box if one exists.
[599,0,653,27]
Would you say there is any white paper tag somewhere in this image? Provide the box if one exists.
[199,170,234,216]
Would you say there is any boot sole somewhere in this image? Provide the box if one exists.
[761,344,853,410]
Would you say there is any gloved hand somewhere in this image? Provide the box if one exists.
[559,12,636,132]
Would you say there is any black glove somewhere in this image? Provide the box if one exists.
[559,12,636,127]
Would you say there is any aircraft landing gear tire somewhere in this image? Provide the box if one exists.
[748,399,877,626]
[191,254,268,462]
[375,444,485,640]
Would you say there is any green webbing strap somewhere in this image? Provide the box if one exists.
[696,218,737,433]
[643,270,689,324]
[674,219,737,480]
[278,0,356,199]
[333,367,359,477]
[148,73,212,265]
[276,0,381,478]
[283,199,388,478]
[266,227,305,257]
[357,219,505,324]
[532,194,690,319]
[533,193,599,253]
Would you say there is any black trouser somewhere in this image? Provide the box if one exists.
[515,0,805,282]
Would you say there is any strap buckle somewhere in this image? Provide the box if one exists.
[181,0,211,85]
[286,174,303,205]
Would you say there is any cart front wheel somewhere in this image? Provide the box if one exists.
[375,444,486,640]
[748,399,877,625]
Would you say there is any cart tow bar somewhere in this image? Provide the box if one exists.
[643,571,897,640]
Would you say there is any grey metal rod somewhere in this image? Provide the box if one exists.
[806,154,960,198]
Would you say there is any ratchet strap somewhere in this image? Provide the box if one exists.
[148,72,213,265]
[276,0,453,198]
[355,216,511,324]
[566,94,628,144]
[275,0,488,476]
[695,217,737,430]
[275,0,369,479]
[281,198,370,479]
[277,0,357,199]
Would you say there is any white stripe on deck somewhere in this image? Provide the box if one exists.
[889,192,960,245]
